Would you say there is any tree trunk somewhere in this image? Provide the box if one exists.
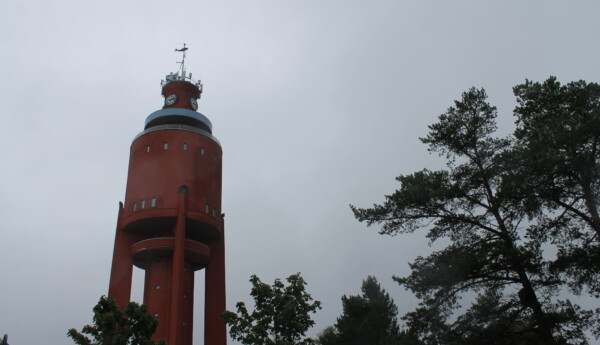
[491,202,557,345]
[581,172,600,237]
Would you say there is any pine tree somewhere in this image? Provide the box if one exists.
[508,77,600,297]
[318,276,421,345]
[351,87,595,344]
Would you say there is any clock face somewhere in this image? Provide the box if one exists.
[190,98,198,110]
[165,94,178,106]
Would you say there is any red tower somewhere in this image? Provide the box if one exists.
[108,53,226,345]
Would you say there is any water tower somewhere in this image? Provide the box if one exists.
[107,46,226,345]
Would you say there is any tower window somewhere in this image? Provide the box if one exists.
[132,202,137,212]
[163,142,168,150]
[146,145,150,153]
[151,197,156,207]
[212,208,216,217]
[155,285,160,290]
[141,200,146,209]
[183,143,188,151]
[205,204,209,213]
[201,148,205,155]
[153,313,159,317]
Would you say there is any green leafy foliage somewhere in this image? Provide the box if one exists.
[317,276,422,345]
[67,296,165,345]
[223,273,322,345]
[351,85,598,344]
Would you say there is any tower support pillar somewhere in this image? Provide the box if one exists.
[108,204,134,310]
[205,225,227,345]
[168,186,189,345]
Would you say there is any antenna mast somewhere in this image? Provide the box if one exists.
[163,44,202,92]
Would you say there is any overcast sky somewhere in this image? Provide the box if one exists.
[1,1,600,344]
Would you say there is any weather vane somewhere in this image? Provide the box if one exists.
[175,43,189,79]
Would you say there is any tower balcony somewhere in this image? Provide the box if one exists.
[121,208,222,241]
[131,237,210,270]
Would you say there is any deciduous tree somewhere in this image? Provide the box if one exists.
[223,273,322,345]
[67,296,165,345]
